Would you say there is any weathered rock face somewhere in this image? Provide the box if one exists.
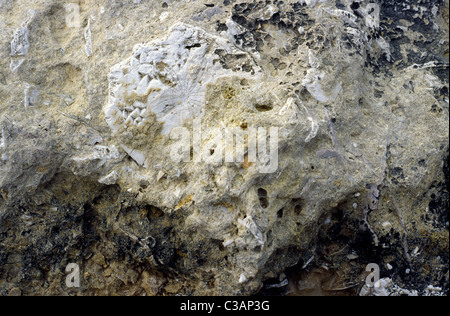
[0,0,448,296]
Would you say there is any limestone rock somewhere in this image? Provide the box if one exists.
[0,0,448,296]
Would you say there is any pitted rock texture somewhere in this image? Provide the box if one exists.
[0,0,448,296]
[105,23,261,136]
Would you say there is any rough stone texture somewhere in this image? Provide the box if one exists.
[0,0,448,296]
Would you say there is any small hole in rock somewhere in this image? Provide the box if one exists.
[146,205,165,219]
[258,188,269,209]
[240,79,249,86]
[277,209,284,218]
[255,103,273,112]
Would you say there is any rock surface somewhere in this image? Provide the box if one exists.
[0,0,448,296]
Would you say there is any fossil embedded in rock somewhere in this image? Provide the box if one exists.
[105,23,262,137]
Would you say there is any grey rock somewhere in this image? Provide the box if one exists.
[0,0,448,296]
